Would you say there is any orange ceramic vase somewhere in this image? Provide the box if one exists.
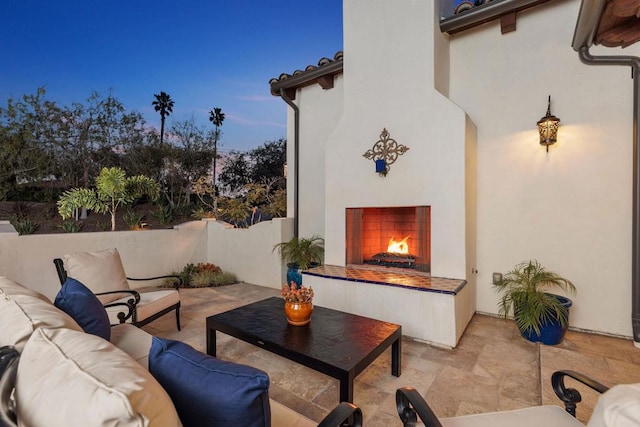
[284,302,313,326]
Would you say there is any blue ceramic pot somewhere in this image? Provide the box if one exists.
[286,264,302,288]
[517,294,572,345]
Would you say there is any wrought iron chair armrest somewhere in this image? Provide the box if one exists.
[0,347,18,427]
[0,348,18,375]
[127,275,183,290]
[552,370,610,417]
[317,402,363,427]
[396,387,443,427]
[103,301,136,325]
[95,289,141,306]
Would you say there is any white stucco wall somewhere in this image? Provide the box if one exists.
[319,0,474,281]
[0,221,208,301]
[288,76,344,239]
[281,0,640,339]
[206,217,293,289]
[449,0,640,337]
[0,218,294,300]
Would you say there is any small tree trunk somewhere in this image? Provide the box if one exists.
[81,163,90,219]
[111,212,116,231]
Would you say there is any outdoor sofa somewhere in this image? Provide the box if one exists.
[0,277,362,426]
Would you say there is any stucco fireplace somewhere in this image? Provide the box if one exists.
[345,206,430,273]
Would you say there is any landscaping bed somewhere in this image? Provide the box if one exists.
[0,201,191,235]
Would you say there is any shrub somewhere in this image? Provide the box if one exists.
[8,201,34,219]
[167,262,232,288]
[41,203,57,220]
[10,217,39,235]
[187,270,237,288]
[94,220,111,232]
[123,209,145,230]
[153,204,174,225]
[172,263,197,287]
[211,271,237,287]
[191,207,215,220]
[60,220,82,233]
[195,262,221,274]
[190,270,218,288]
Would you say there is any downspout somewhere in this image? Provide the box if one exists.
[577,47,640,346]
[279,88,300,238]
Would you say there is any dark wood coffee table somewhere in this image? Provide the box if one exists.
[206,297,401,403]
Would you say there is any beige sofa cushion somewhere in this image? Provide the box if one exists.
[110,323,154,369]
[0,276,50,302]
[15,327,182,427]
[270,400,316,427]
[63,248,130,304]
[440,405,583,427]
[588,383,640,427]
[0,277,81,351]
[105,289,179,324]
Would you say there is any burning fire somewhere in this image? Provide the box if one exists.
[387,236,410,254]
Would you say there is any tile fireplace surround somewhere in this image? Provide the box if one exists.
[304,265,473,348]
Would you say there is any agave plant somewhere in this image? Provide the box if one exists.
[273,235,324,270]
[494,260,576,336]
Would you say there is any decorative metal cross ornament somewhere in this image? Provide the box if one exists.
[363,128,410,176]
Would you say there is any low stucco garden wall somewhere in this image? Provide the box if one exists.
[0,218,293,301]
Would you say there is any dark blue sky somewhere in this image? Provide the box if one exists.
[0,1,343,151]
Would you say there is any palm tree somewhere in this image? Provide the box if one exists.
[208,107,225,212]
[152,92,174,144]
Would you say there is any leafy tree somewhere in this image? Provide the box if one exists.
[152,91,174,145]
[190,176,215,213]
[218,150,251,197]
[208,107,225,211]
[250,138,286,183]
[217,139,286,197]
[218,196,250,228]
[64,92,129,187]
[57,167,160,231]
[163,117,214,207]
[245,177,286,220]
[263,187,286,218]
[56,91,139,218]
[0,88,65,199]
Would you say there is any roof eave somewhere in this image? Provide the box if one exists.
[270,59,344,97]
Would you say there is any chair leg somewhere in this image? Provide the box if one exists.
[175,305,181,331]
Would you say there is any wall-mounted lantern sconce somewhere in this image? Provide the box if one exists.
[537,95,560,152]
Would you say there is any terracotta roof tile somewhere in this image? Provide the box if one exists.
[269,51,344,98]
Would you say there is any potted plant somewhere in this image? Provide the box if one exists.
[281,282,314,326]
[494,260,576,345]
[273,235,324,287]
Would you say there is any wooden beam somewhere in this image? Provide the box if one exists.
[284,88,296,101]
[317,75,334,90]
[500,11,517,34]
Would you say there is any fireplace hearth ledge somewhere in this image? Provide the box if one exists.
[304,265,466,294]
[303,264,474,348]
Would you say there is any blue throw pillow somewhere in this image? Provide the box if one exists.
[149,337,271,427]
[54,277,111,341]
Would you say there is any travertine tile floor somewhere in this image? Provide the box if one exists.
[143,283,640,426]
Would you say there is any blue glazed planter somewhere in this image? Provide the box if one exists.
[286,264,302,288]
[518,294,572,345]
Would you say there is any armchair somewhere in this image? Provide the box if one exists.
[396,370,639,426]
[53,248,182,330]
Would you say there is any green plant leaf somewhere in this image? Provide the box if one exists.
[494,260,575,335]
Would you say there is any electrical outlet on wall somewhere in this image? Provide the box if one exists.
[492,272,502,285]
